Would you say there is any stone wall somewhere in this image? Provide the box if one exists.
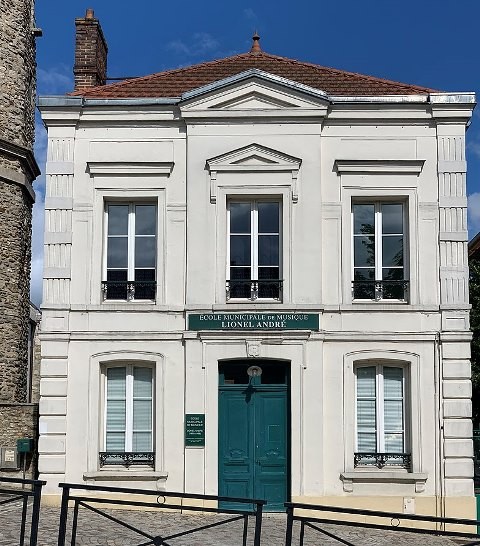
[0,179,33,403]
[0,0,36,149]
[0,405,38,478]
[0,0,38,479]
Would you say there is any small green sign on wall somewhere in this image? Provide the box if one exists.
[185,414,205,447]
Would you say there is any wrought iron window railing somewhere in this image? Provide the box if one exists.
[99,452,155,468]
[226,279,283,301]
[354,452,411,469]
[101,281,156,301]
[352,280,409,301]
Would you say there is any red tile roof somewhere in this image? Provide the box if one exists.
[71,50,436,99]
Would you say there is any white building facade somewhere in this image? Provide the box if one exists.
[38,22,475,517]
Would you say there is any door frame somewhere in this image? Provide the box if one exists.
[218,359,291,511]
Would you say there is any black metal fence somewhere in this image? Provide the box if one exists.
[284,501,480,545]
[57,482,265,546]
[0,476,45,546]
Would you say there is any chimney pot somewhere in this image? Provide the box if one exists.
[85,8,94,19]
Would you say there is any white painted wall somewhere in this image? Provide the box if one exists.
[38,79,475,515]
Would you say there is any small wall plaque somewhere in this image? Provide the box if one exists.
[185,414,205,447]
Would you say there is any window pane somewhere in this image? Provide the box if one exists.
[230,267,250,280]
[106,400,126,431]
[382,204,403,234]
[357,367,376,397]
[384,400,404,431]
[354,236,375,267]
[107,237,128,268]
[135,237,156,268]
[382,236,403,267]
[353,204,375,235]
[357,433,376,452]
[134,368,152,397]
[384,367,403,397]
[382,268,404,281]
[357,400,376,429]
[107,368,126,398]
[385,433,404,453]
[230,203,251,233]
[132,432,152,452]
[230,235,251,266]
[258,266,280,280]
[108,205,128,235]
[133,400,152,430]
[135,205,157,235]
[258,235,279,266]
[258,202,279,233]
[354,269,375,281]
[106,432,125,452]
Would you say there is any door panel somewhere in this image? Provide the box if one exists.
[255,391,288,511]
[219,383,289,512]
[218,390,254,508]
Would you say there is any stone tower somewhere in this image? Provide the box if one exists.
[0,0,40,477]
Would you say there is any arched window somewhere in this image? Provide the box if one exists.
[355,362,410,469]
[100,363,155,468]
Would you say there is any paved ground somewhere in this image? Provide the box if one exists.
[0,502,478,545]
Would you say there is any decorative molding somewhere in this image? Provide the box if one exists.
[83,471,168,482]
[87,162,174,175]
[246,340,261,358]
[334,159,424,174]
[0,138,40,180]
[340,472,428,493]
[206,143,301,203]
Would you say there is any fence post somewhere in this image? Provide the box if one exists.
[29,481,43,546]
[57,484,70,546]
[253,501,263,546]
[285,504,294,546]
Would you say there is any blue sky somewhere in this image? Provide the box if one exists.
[32,0,480,304]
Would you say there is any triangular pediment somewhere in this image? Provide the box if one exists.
[207,143,302,172]
[212,91,299,110]
[180,70,329,118]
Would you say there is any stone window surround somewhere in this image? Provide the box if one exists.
[216,186,292,305]
[85,351,166,476]
[91,189,166,307]
[342,349,427,492]
[341,187,419,306]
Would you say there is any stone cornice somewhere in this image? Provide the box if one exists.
[0,138,40,180]
[0,138,39,201]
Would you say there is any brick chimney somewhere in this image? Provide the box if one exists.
[74,8,108,90]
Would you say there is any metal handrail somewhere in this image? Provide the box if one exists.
[0,477,45,546]
[284,501,480,545]
[57,482,265,546]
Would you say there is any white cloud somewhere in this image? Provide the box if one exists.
[467,138,480,159]
[166,33,220,58]
[30,114,47,306]
[37,65,73,95]
[30,190,44,307]
[468,192,480,235]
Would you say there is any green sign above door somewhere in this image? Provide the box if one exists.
[185,414,205,447]
[188,313,319,331]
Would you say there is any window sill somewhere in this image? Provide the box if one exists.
[340,471,428,493]
[83,470,168,482]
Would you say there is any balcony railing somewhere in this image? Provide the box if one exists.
[226,279,283,301]
[352,280,409,301]
[354,452,411,469]
[101,281,156,301]
[99,452,155,468]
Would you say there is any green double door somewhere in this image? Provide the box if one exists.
[218,360,289,512]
